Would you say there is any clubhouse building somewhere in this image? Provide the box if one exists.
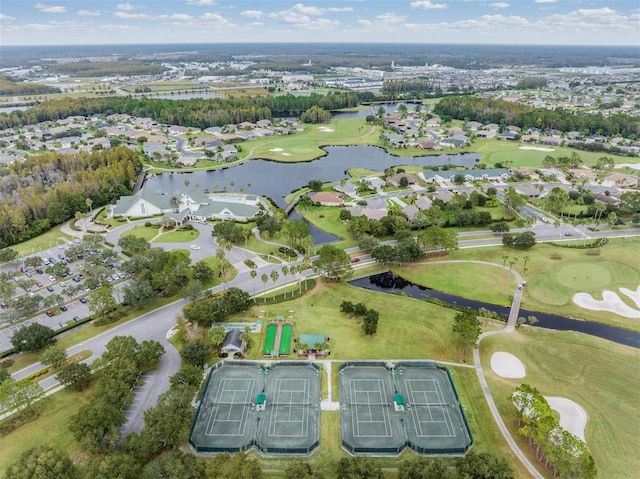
[112,186,261,225]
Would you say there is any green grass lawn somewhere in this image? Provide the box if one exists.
[242,281,460,362]
[241,117,380,162]
[393,261,518,307]
[0,385,96,477]
[153,228,201,243]
[480,329,640,479]
[297,206,351,240]
[441,240,640,331]
[120,225,160,242]
[8,225,72,257]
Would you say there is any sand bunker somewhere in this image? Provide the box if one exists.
[318,126,335,132]
[620,286,640,309]
[614,162,640,171]
[545,396,588,442]
[490,352,526,378]
[519,146,555,152]
[282,152,291,156]
[573,290,640,318]
[269,148,283,152]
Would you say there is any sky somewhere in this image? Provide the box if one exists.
[0,1,638,46]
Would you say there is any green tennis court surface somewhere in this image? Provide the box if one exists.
[339,362,472,455]
[189,361,320,455]
[262,323,277,355]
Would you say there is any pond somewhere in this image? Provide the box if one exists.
[349,272,640,349]
[145,146,480,209]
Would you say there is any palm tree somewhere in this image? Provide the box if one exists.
[270,270,279,291]
[85,197,93,213]
[250,269,257,293]
[261,273,269,302]
[281,265,289,297]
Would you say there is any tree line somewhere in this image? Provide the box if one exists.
[0,147,141,247]
[434,96,640,138]
[0,76,60,96]
[0,91,361,130]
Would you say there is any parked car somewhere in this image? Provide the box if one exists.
[190,244,201,250]
[36,281,43,287]
[350,257,361,263]
[72,316,81,322]
[79,297,87,304]
[46,310,55,317]
[60,305,68,312]
[36,268,44,274]
[59,282,67,288]
[47,286,54,292]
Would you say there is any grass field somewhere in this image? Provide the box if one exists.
[433,240,640,330]
[8,225,72,257]
[393,262,518,307]
[0,385,96,477]
[480,329,640,479]
[240,117,380,162]
[120,225,160,242]
[153,228,200,243]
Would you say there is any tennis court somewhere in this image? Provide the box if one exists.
[395,363,472,453]
[256,362,320,454]
[339,363,405,454]
[189,362,263,452]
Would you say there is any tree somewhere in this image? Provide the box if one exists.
[358,234,379,252]
[491,221,510,233]
[452,310,481,356]
[180,341,209,367]
[336,457,383,479]
[285,460,325,479]
[88,283,117,316]
[11,323,56,352]
[0,247,18,263]
[399,456,453,479]
[208,325,227,349]
[362,309,379,336]
[40,344,67,368]
[141,450,205,479]
[456,451,515,479]
[6,446,78,479]
[83,453,142,479]
[123,279,158,308]
[192,260,214,282]
[312,244,352,281]
[57,362,92,391]
[250,269,257,292]
[307,179,324,192]
[240,326,253,352]
[118,235,151,254]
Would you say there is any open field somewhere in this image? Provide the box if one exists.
[243,281,460,361]
[120,225,160,242]
[7,225,72,257]
[393,262,518,307]
[241,117,380,162]
[430,240,640,330]
[298,206,351,240]
[0,385,96,477]
[480,329,640,479]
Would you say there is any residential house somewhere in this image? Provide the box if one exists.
[309,191,344,206]
[415,196,433,210]
[347,205,387,221]
[387,173,418,187]
[516,184,547,199]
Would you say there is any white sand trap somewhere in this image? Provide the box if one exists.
[491,352,526,378]
[573,290,640,318]
[269,147,283,152]
[545,396,588,442]
[282,152,291,156]
[620,286,640,309]
[614,162,640,171]
[519,146,555,152]
[318,126,335,132]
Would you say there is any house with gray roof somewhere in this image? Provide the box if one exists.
[419,168,509,183]
[112,187,261,223]
[221,329,245,355]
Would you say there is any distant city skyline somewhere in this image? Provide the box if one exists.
[0,1,638,47]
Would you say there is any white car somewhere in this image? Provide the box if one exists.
[49,275,56,282]
[190,244,200,250]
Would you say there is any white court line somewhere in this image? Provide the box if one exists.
[268,378,309,437]
[407,379,455,438]
[205,377,254,437]
[350,378,392,438]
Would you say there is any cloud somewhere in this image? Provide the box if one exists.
[114,11,150,19]
[77,10,101,16]
[200,13,230,24]
[535,0,556,3]
[411,1,447,9]
[291,4,352,15]
[34,3,67,13]
[491,2,510,8]
[186,0,215,5]
[116,2,135,11]
[0,13,16,21]
[375,12,407,24]
[159,13,193,21]
[240,10,263,19]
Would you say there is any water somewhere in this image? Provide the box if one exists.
[152,92,223,100]
[145,146,480,209]
[332,102,420,119]
[0,105,31,113]
[349,272,640,349]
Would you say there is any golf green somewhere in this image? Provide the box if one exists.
[279,324,292,355]
[263,323,277,355]
[554,263,612,290]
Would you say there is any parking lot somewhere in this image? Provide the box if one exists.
[0,240,130,353]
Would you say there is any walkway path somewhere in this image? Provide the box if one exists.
[319,361,340,411]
